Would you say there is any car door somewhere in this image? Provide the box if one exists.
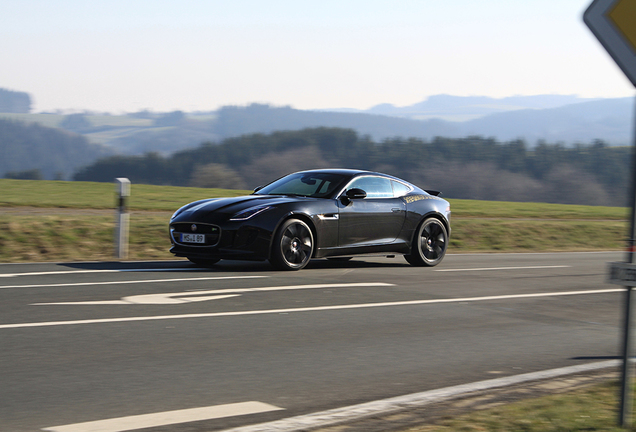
[337,175,406,246]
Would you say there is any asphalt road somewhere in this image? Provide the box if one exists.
[0,251,625,432]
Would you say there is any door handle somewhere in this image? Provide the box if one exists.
[391,208,402,212]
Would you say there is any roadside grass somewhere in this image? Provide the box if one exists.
[450,219,627,252]
[403,381,627,432]
[0,179,629,262]
[0,213,173,262]
[449,198,628,220]
[0,213,627,263]
[0,179,628,218]
[0,179,250,210]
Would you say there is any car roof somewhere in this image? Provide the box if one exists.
[295,168,382,177]
[295,168,411,183]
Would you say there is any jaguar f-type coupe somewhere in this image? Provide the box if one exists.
[169,169,450,270]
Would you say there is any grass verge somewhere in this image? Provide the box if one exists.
[403,381,627,432]
[0,213,627,263]
[450,219,627,252]
[0,179,629,262]
[0,213,173,262]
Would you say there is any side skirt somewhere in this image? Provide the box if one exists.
[315,241,410,259]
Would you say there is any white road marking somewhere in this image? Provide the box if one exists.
[217,361,619,432]
[31,283,393,305]
[34,295,242,306]
[0,268,214,278]
[42,401,284,432]
[0,275,267,290]
[0,287,622,330]
[435,265,570,272]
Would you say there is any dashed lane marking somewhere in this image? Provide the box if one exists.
[435,265,570,272]
[42,401,284,432]
[0,268,215,278]
[0,275,267,289]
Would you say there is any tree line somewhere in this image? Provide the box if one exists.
[0,88,31,113]
[73,127,633,206]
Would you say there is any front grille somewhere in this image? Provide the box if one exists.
[170,222,220,247]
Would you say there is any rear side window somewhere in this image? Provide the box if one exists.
[347,176,394,198]
[391,180,411,197]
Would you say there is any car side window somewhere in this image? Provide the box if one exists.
[347,176,394,198]
[391,180,411,197]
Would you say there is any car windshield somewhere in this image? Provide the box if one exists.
[255,172,350,198]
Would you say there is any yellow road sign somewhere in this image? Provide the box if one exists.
[585,0,636,86]
[609,0,636,53]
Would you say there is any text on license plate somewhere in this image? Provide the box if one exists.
[181,233,206,244]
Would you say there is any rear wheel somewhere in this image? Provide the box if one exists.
[405,218,447,267]
[187,257,220,267]
[270,219,314,270]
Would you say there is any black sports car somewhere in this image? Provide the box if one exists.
[169,169,451,270]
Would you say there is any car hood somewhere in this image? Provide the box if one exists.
[172,194,312,221]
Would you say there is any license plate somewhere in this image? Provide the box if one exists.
[181,233,206,244]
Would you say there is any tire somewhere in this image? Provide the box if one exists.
[187,257,220,267]
[405,218,448,267]
[270,219,314,270]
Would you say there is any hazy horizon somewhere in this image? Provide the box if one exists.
[2,0,635,113]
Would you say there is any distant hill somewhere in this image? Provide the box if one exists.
[214,103,458,141]
[330,94,600,121]
[0,118,110,179]
[0,95,631,158]
[216,98,632,146]
[458,98,633,144]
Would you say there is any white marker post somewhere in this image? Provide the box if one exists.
[115,178,131,259]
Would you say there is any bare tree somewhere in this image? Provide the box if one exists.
[240,146,330,189]
[189,163,246,189]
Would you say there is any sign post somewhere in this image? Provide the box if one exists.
[115,178,131,260]
[585,0,636,426]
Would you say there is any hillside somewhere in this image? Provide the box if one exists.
[72,127,632,207]
[0,118,110,179]
[0,95,631,158]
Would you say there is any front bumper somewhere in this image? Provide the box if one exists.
[169,221,272,261]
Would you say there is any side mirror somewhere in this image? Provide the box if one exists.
[253,185,264,193]
[346,188,367,199]
[340,188,366,205]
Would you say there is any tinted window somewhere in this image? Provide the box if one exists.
[347,176,394,198]
[256,172,348,198]
[391,180,411,197]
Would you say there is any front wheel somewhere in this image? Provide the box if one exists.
[270,219,314,270]
[405,218,448,267]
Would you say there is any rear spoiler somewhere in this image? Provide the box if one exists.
[425,190,442,197]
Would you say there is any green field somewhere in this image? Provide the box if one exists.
[0,179,628,262]
[0,179,248,210]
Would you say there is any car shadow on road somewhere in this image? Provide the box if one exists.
[55,257,411,272]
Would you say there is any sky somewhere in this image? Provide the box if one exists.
[1,0,634,113]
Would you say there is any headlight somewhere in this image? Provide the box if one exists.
[229,205,272,221]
